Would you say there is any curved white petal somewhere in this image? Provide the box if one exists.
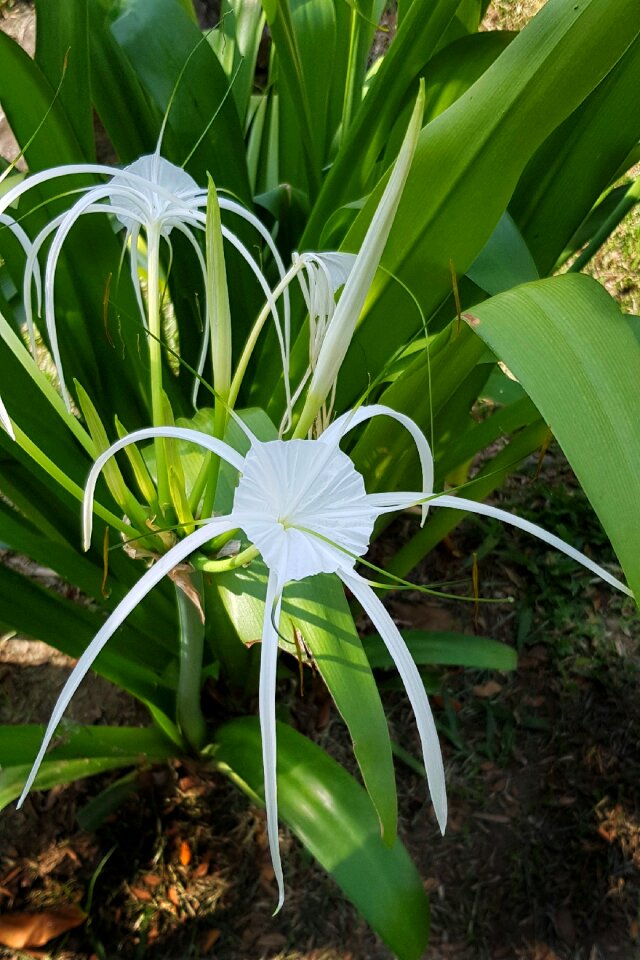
[430,494,633,597]
[0,395,14,439]
[43,188,145,408]
[127,222,146,327]
[321,404,434,523]
[342,568,447,833]
[0,212,42,357]
[217,195,291,357]
[232,438,377,581]
[0,212,34,259]
[220,225,291,413]
[16,515,235,808]
[259,567,286,912]
[82,426,246,550]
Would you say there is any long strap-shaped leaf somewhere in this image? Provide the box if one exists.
[215,716,430,960]
[329,0,640,409]
[466,273,640,601]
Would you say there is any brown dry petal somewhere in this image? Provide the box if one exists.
[168,566,205,623]
[0,904,86,948]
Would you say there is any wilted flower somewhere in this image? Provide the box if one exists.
[16,405,631,909]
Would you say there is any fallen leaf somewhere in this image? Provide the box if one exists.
[179,841,192,867]
[193,858,210,879]
[472,680,503,698]
[0,904,86,948]
[168,885,180,907]
[129,886,153,902]
[140,874,162,889]
[201,928,221,951]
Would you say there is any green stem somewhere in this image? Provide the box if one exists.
[228,262,301,409]
[175,570,207,752]
[193,543,259,573]
[201,180,233,519]
[146,224,171,512]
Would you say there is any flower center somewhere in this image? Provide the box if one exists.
[232,439,378,581]
[110,155,199,235]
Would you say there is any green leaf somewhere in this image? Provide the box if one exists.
[111,0,251,201]
[283,575,397,845]
[34,0,94,159]
[205,562,398,844]
[467,212,539,295]
[365,630,518,671]
[510,36,640,275]
[0,724,176,811]
[208,0,265,123]
[330,0,640,409]
[0,30,84,169]
[467,273,640,601]
[304,0,461,232]
[215,717,430,960]
[0,563,178,715]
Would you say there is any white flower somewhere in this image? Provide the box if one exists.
[0,153,289,409]
[16,406,632,910]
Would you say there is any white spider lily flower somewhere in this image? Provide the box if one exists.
[0,153,289,409]
[294,251,357,370]
[284,251,357,426]
[16,406,632,910]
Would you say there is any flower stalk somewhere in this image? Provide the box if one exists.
[201,177,232,519]
[175,570,207,752]
[145,222,171,513]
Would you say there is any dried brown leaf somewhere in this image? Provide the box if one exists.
[472,680,503,698]
[0,904,85,948]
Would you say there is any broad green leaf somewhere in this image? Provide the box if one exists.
[206,562,398,844]
[510,36,640,275]
[88,0,157,160]
[35,0,94,159]
[0,31,84,169]
[467,212,539,295]
[365,630,518,671]
[275,0,336,194]
[327,0,640,409]
[304,0,461,231]
[466,273,640,600]
[0,563,178,714]
[111,0,251,201]
[208,0,265,123]
[0,724,176,811]
[283,575,397,845]
[215,717,430,960]
[428,29,516,125]
[382,29,515,169]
